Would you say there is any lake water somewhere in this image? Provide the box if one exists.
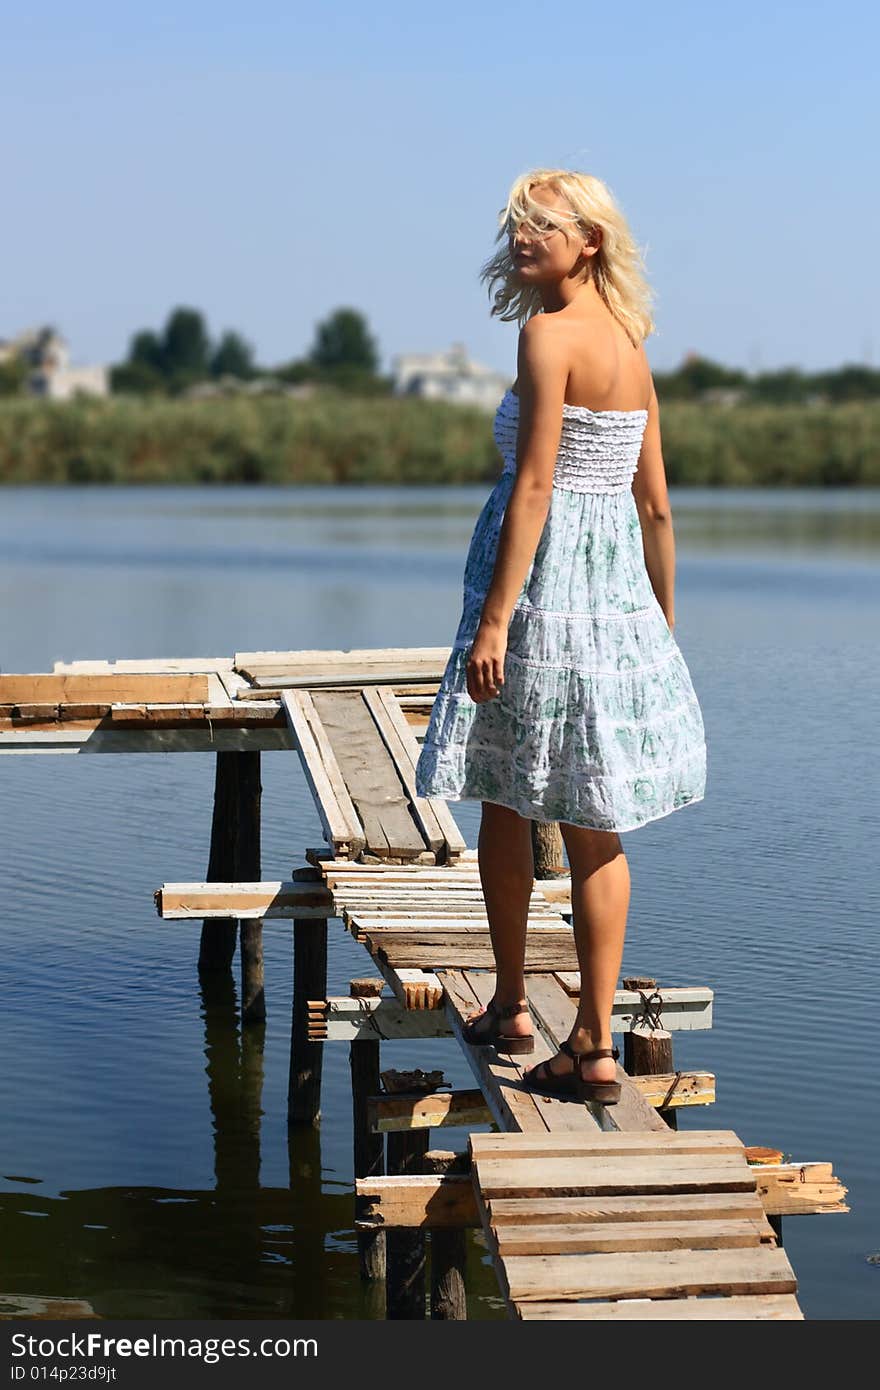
[1,483,878,1321]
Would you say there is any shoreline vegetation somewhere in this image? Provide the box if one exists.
[0,393,878,488]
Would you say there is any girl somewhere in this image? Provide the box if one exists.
[414,168,706,1105]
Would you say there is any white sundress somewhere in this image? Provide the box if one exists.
[413,388,708,833]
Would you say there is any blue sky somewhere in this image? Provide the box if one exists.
[3,2,876,377]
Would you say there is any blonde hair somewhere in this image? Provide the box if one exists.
[479,168,656,346]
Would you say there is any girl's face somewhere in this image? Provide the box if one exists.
[507,184,595,284]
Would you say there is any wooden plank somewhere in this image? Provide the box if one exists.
[311,689,426,858]
[488,1192,768,1225]
[0,727,293,754]
[322,995,455,1041]
[235,645,451,671]
[355,1174,476,1229]
[462,971,602,1136]
[375,943,583,970]
[280,689,365,856]
[369,1089,491,1132]
[364,684,466,861]
[354,1173,841,1230]
[476,1155,756,1198]
[347,899,563,914]
[753,1163,849,1214]
[361,685,445,855]
[630,1071,715,1108]
[325,867,484,882]
[0,673,211,703]
[525,973,668,1133]
[493,1216,776,1255]
[438,970,557,1134]
[516,1295,804,1320]
[156,880,333,919]
[470,1130,747,1159]
[501,1245,797,1301]
[51,657,235,674]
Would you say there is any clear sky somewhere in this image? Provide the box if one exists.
[3,2,876,378]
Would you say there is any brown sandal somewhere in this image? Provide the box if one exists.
[575,1046,622,1106]
[461,997,534,1054]
[522,1041,621,1104]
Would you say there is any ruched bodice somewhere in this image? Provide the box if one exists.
[494,389,648,494]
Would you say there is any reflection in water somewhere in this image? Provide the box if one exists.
[0,972,367,1319]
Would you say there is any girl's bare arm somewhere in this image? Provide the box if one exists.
[478,317,568,629]
[631,367,676,629]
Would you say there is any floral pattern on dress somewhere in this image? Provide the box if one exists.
[414,391,707,832]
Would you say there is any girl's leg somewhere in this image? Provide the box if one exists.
[471,801,534,1038]
[524,824,630,1082]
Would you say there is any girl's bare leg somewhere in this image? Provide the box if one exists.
[524,824,630,1083]
[471,801,534,1039]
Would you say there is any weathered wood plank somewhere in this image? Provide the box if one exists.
[0,673,211,703]
[354,1173,840,1227]
[502,1246,797,1301]
[438,971,560,1134]
[361,685,449,858]
[369,1089,491,1133]
[488,1191,769,1225]
[476,1155,756,1198]
[516,1295,804,1320]
[470,1130,747,1159]
[493,1216,776,1255]
[311,689,426,857]
[525,973,668,1132]
[280,689,365,856]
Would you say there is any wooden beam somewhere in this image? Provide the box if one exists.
[355,1158,848,1228]
[0,727,293,754]
[0,673,211,703]
[369,1089,491,1132]
[280,689,366,858]
[515,1295,804,1320]
[156,880,335,919]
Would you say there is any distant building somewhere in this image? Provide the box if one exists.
[0,326,108,400]
[391,341,510,411]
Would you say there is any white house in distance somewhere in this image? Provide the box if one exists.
[0,327,109,400]
[391,341,510,411]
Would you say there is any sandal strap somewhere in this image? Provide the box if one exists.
[496,999,529,1019]
[561,1041,620,1062]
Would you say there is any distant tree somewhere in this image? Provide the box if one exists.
[750,368,809,405]
[816,363,880,403]
[275,357,318,384]
[0,354,27,396]
[308,307,379,373]
[130,329,165,374]
[210,331,255,379]
[110,360,165,394]
[161,307,211,383]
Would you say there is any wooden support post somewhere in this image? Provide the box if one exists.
[531,820,566,879]
[236,752,263,1023]
[288,917,328,1125]
[383,1070,440,1319]
[199,750,264,1025]
[424,1151,468,1320]
[622,977,677,1131]
[199,751,243,972]
[350,1032,386,1282]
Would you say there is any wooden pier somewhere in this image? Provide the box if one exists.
[2,647,849,1319]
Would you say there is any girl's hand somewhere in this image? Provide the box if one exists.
[466,621,507,703]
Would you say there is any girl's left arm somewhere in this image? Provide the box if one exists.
[466,318,567,703]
